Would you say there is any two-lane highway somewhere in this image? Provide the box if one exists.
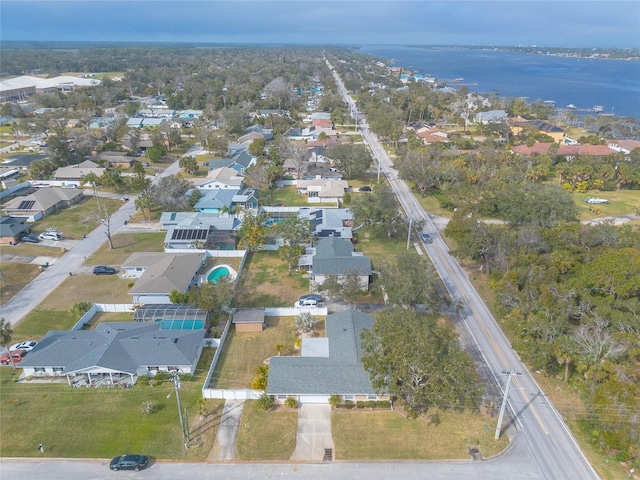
[327,57,599,480]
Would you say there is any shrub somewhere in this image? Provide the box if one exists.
[153,371,172,382]
[329,394,341,409]
[137,376,150,386]
[208,326,222,338]
[71,302,92,317]
[128,282,135,288]
[251,365,269,391]
[256,393,274,411]
[377,400,391,409]
[365,400,377,409]
[198,397,209,417]
[179,374,195,382]
[356,401,365,409]
[344,400,355,409]
[285,397,298,409]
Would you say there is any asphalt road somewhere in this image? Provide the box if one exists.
[327,58,599,480]
[1,431,540,479]
[1,148,187,328]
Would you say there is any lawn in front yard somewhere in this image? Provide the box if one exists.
[13,274,134,338]
[332,408,508,460]
[86,232,165,265]
[30,196,123,240]
[0,348,223,460]
[235,401,298,460]
[208,316,305,389]
[266,186,311,207]
[0,262,41,306]
[234,251,308,308]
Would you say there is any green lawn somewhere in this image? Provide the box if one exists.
[0,348,223,459]
[236,402,298,460]
[13,274,134,339]
[235,251,308,308]
[87,232,165,265]
[30,197,123,240]
[0,263,42,306]
[5,242,66,257]
[208,316,302,389]
[332,409,508,460]
[573,189,640,220]
[267,186,311,207]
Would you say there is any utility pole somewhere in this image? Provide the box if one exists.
[169,373,187,447]
[495,368,521,439]
[406,215,413,250]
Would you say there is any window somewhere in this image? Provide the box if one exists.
[147,366,159,372]
[344,395,354,400]
[277,395,287,400]
[367,395,377,400]
[53,367,63,373]
[168,366,179,372]
[308,191,319,198]
[34,367,46,373]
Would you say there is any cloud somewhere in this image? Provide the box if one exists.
[1,1,638,47]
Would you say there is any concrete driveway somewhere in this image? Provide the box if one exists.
[210,399,244,461]
[291,404,334,461]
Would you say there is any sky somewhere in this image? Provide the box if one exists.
[1,1,639,49]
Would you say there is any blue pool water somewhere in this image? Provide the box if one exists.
[157,319,204,330]
[207,265,230,283]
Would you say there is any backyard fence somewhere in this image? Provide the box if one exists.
[72,303,136,330]
[265,307,328,316]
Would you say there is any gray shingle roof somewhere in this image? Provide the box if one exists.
[19,322,205,375]
[124,252,204,295]
[312,237,371,276]
[266,310,378,396]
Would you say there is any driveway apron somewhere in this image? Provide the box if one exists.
[290,404,334,461]
[210,399,245,461]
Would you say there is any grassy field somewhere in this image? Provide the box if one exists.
[573,189,640,220]
[0,348,224,460]
[236,401,298,460]
[208,316,306,389]
[30,197,123,240]
[0,262,42,306]
[13,274,134,339]
[4,242,66,257]
[332,408,508,460]
[87,232,165,265]
[235,251,308,308]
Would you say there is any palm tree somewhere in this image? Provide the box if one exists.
[0,318,15,367]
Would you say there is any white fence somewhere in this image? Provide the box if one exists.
[72,303,135,330]
[163,248,247,258]
[265,307,327,316]
[203,389,262,400]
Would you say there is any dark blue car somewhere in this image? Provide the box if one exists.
[109,454,148,471]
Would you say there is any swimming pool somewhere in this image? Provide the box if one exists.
[157,319,204,330]
[205,264,237,283]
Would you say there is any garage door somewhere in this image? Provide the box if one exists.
[298,395,330,404]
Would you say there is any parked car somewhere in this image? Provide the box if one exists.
[295,298,318,307]
[93,266,117,275]
[300,294,323,303]
[420,232,433,243]
[1,349,28,365]
[20,233,40,243]
[10,341,37,352]
[39,231,62,241]
[359,186,372,192]
[109,454,148,471]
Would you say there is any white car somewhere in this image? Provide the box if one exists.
[9,341,38,352]
[295,298,318,307]
[39,231,63,241]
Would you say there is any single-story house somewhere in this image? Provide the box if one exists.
[310,237,371,290]
[122,252,206,304]
[194,166,245,190]
[511,142,554,156]
[474,110,507,124]
[556,144,615,160]
[298,207,354,241]
[19,321,206,385]
[2,187,84,219]
[232,308,265,332]
[161,212,240,250]
[301,163,344,181]
[244,124,274,141]
[267,310,388,404]
[126,117,144,128]
[607,139,640,155]
[193,188,238,214]
[93,151,137,169]
[53,160,106,182]
[0,215,30,245]
[297,179,349,204]
[1,154,47,172]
